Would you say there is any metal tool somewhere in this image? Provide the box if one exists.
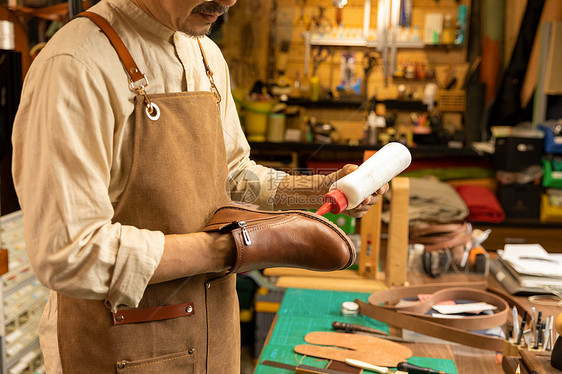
[397,362,449,374]
[345,359,450,374]
[260,359,349,374]
[345,358,407,373]
[332,321,387,335]
[331,321,412,343]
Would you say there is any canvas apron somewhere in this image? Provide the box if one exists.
[56,13,238,373]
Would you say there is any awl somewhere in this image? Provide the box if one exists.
[332,321,411,343]
[332,321,388,335]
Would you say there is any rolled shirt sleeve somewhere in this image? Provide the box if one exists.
[12,52,163,312]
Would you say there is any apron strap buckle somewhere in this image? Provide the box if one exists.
[129,73,149,91]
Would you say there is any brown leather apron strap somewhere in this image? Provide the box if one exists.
[78,11,147,88]
[356,299,506,351]
[112,302,195,325]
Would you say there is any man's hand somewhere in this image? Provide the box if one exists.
[329,164,389,218]
[273,164,389,214]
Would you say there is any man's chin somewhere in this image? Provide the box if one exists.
[183,25,212,37]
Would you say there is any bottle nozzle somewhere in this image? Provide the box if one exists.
[315,189,349,215]
[316,202,333,216]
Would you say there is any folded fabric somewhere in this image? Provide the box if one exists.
[382,176,469,224]
[454,185,505,223]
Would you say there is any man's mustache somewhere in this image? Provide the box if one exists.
[192,2,230,15]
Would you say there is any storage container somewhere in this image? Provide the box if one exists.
[494,136,543,172]
[497,183,541,219]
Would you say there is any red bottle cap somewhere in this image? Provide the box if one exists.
[315,189,349,215]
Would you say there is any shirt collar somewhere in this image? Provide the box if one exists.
[104,0,176,41]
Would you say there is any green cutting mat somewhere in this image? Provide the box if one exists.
[256,288,458,374]
[255,346,458,374]
[276,288,388,334]
[254,344,328,373]
[267,315,383,348]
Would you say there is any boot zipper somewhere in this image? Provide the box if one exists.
[220,220,252,245]
[238,221,252,245]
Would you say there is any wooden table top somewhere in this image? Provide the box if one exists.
[260,267,562,374]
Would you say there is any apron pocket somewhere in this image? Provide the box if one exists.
[116,349,195,373]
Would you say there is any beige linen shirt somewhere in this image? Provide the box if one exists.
[11,0,286,371]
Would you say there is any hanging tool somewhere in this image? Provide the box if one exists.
[361,51,378,97]
[294,0,311,29]
[333,0,347,27]
[312,46,332,76]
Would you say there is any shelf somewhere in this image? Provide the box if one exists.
[285,98,428,112]
[6,1,91,22]
[309,36,369,48]
[472,218,562,229]
[249,141,480,159]
[308,35,425,50]
[285,97,368,109]
[6,337,40,370]
[307,33,463,51]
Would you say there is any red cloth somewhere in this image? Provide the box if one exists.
[454,185,505,223]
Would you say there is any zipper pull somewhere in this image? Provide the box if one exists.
[238,221,252,245]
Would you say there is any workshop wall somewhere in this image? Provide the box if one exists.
[221,0,530,100]
[284,0,469,101]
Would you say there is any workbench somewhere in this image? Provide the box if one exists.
[254,270,562,374]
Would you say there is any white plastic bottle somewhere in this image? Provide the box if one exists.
[316,142,412,215]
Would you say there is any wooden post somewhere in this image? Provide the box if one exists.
[385,177,409,287]
[359,150,381,279]
[359,198,382,278]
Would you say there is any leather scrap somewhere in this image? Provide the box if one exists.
[294,331,412,367]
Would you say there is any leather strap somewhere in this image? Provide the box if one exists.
[357,298,506,351]
[78,11,147,88]
[358,282,531,352]
[410,222,471,252]
[369,287,508,330]
[112,302,194,325]
[410,222,468,237]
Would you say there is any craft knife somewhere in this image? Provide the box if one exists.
[345,358,407,373]
[345,359,451,374]
[260,359,350,374]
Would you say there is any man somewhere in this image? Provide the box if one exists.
[12,0,387,372]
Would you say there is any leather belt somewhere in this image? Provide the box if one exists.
[112,302,194,325]
[356,282,530,351]
[409,222,472,252]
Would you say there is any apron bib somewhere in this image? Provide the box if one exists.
[57,12,238,373]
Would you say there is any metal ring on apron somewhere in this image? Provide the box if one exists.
[145,102,160,121]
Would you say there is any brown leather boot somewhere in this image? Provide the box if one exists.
[203,205,356,273]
